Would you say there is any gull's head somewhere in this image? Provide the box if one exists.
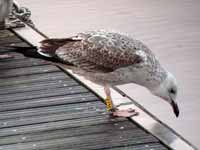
[151,72,179,117]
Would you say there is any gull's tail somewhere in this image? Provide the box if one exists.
[39,38,75,57]
[0,45,62,63]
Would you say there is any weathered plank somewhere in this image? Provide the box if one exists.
[0,79,78,95]
[0,64,60,78]
[0,30,24,46]
[0,85,89,103]
[0,104,107,129]
[0,101,104,120]
[0,120,135,145]
[0,72,67,87]
[0,56,46,70]
[104,143,168,150]
[0,132,159,150]
[0,116,126,137]
[0,93,98,112]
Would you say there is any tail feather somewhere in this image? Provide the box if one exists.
[40,38,75,56]
[1,45,63,63]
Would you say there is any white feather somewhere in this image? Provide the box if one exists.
[37,48,53,58]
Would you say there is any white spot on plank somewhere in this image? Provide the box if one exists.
[12,129,17,132]
[63,84,67,87]
[3,122,7,126]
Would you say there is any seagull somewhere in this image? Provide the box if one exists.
[39,30,179,118]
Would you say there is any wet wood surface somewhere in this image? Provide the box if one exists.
[0,30,168,149]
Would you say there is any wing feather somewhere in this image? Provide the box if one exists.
[55,31,145,73]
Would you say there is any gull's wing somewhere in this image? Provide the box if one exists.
[41,31,147,73]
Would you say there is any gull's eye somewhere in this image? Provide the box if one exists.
[169,88,176,94]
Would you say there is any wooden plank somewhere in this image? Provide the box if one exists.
[0,35,22,45]
[0,130,159,150]
[0,85,89,103]
[104,143,168,150]
[0,93,98,112]
[0,101,107,129]
[0,116,126,137]
[0,56,47,70]
[0,64,59,78]
[0,120,136,145]
[0,30,13,39]
[0,117,159,150]
[0,72,68,87]
[0,101,103,120]
[0,79,78,95]
[0,30,26,46]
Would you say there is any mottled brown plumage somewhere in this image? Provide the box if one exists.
[41,31,142,72]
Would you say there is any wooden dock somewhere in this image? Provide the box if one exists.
[0,29,169,149]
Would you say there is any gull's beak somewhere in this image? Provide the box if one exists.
[171,100,179,117]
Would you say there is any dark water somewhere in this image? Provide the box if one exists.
[19,0,200,148]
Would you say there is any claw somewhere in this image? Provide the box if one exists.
[127,108,136,112]
[111,109,139,118]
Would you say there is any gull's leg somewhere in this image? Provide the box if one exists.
[104,84,139,117]
[104,83,114,111]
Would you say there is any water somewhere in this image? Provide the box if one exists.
[18,0,200,148]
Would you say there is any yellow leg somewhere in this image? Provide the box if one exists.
[105,97,113,111]
[104,84,139,118]
[104,84,114,111]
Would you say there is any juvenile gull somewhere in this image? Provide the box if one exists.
[39,30,179,117]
